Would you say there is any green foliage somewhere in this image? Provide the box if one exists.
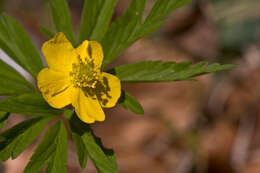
[0,13,43,79]
[101,0,146,69]
[69,115,118,173]
[49,0,75,46]
[0,77,31,96]
[0,111,9,129]
[119,90,144,115]
[0,117,50,161]
[0,59,33,95]
[101,0,192,69]
[64,109,88,169]
[110,61,236,82]
[0,93,62,116]
[143,0,191,29]
[0,59,33,89]
[81,132,118,173]
[72,130,88,168]
[79,0,118,43]
[24,121,68,173]
[39,25,55,39]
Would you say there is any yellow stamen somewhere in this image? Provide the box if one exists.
[70,58,100,88]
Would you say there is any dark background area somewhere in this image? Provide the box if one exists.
[1,0,260,172]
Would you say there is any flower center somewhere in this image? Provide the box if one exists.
[70,58,100,88]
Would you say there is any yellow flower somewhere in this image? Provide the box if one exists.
[37,32,121,123]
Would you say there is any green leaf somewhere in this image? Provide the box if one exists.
[109,61,236,82]
[0,59,34,95]
[39,25,55,39]
[82,135,118,173]
[63,109,74,119]
[0,13,43,79]
[0,117,50,161]
[119,90,144,115]
[72,131,88,169]
[82,134,118,173]
[0,78,32,96]
[101,0,191,69]
[0,59,33,89]
[0,111,9,129]
[138,0,192,37]
[49,0,75,45]
[136,0,192,39]
[143,0,191,29]
[79,0,118,43]
[24,121,68,173]
[69,115,118,173]
[0,93,62,116]
[44,122,68,173]
[101,0,146,68]
[64,110,88,169]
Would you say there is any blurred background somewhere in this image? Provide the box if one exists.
[1,0,260,172]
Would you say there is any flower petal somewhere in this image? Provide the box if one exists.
[71,88,105,123]
[96,72,121,108]
[37,68,72,108]
[76,40,89,62]
[76,40,103,68]
[42,32,78,72]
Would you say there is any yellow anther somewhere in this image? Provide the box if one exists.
[70,60,100,88]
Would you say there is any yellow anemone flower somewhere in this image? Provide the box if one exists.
[37,32,121,123]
